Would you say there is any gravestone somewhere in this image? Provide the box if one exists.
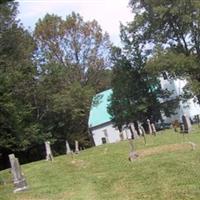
[45,141,54,161]
[151,123,157,135]
[138,122,146,135]
[75,140,79,154]
[8,154,28,193]
[128,140,139,161]
[66,140,72,155]
[182,114,192,133]
[129,123,139,139]
[196,115,200,127]
[147,119,152,134]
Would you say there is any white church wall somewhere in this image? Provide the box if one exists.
[159,77,200,123]
[91,122,121,146]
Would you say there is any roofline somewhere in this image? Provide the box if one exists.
[89,121,114,131]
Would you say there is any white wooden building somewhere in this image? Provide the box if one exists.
[88,78,200,146]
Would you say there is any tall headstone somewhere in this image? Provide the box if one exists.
[151,123,157,136]
[66,140,72,155]
[45,141,53,161]
[182,114,192,133]
[147,119,152,134]
[196,115,200,127]
[8,154,28,193]
[75,140,79,154]
[129,123,139,139]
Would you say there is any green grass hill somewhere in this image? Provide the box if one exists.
[1,127,200,200]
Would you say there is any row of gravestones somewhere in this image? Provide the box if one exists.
[8,140,80,193]
[124,119,157,140]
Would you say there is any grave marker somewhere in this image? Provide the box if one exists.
[45,141,54,161]
[66,140,72,155]
[75,140,79,154]
[8,154,28,193]
[182,114,192,133]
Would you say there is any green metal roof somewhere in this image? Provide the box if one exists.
[88,89,112,128]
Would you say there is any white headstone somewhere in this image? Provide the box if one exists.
[147,119,152,134]
[151,123,157,135]
[75,140,79,154]
[45,141,53,161]
[66,140,72,154]
[130,123,139,139]
[8,154,28,193]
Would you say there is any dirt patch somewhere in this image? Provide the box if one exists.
[71,159,87,168]
[137,143,195,158]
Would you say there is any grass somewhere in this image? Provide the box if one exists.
[1,126,200,200]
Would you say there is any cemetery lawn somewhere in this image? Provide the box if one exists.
[1,127,200,200]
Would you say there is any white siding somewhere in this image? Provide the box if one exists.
[160,77,200,123]
[91,123,121,146]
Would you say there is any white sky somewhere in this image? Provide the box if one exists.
[17,0,134,45]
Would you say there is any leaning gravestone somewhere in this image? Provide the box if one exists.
[66,140,72,155]
[45,141,54,161]
[147,119,152,134]
[8,154,28,193]
[151,123,157,136]
[182,114,192,133]
[129,123,139,139]
[75,140,79,154]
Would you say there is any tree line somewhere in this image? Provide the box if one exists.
[1,0,200,169]
[0,1,112,169]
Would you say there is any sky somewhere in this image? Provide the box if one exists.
[17,0,134,45]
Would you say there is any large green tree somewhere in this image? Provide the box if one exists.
[129,0,200,103]
[0,1,46,167]
[108,30,177,129]
[33,13,112,147]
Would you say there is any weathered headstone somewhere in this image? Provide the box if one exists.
[196,115,200,127]
[151,123,157,136]
[8,154,28,193]
[45,141,53,161]
[66,140,72,155]
[147,119,152,134]
[129,123,139,139]
[182,114,192,133]
[75,140,79,154]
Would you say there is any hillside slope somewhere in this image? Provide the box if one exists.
[1,127,200,200]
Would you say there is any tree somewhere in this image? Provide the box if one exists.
[33,13,112,148]
[34,12,112,92]
[0,1,46,168]
[108,29,177,130]
[129,0,200,103]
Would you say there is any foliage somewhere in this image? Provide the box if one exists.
[0,2,113,169]
[34,12,112,92]
[0,1,46,153]
[32,12,112,148]
[129,0,200,103]
[108,28,178,129]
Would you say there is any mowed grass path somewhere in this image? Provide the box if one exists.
[1,126,200,200]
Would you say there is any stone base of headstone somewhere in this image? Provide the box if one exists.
[188,141,196,150]
[128,151,139,161]
[13,178,28,193]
